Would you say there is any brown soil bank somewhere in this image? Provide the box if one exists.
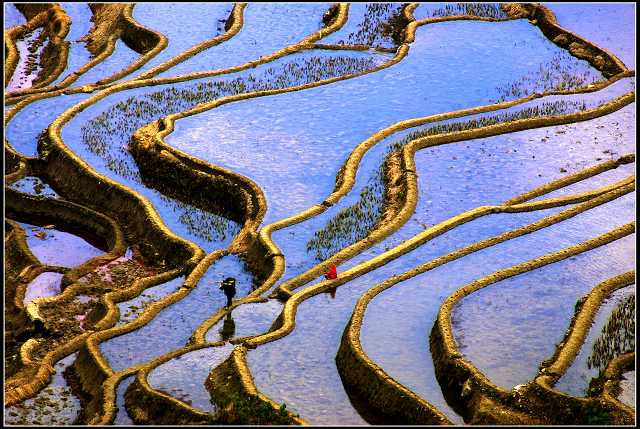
[130,120,262,233]
[503,3,629,77]
[130,119,271,286]
[36,129,200,270]
[81,4,161,57]
[7,3,71,88]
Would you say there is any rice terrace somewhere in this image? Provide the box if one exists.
[3,2,636,425]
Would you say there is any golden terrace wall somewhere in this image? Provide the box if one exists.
[599,352,635,411]
[4,4,70,88]
[4,187,127,287]
[124,344,222,425]
[35,131,201,270]
[204,346,307,425]
[129,119,271,286]
[335,164,634,425]
[429,224,635,424]
[336,325,452,424]
[12,3,72,89]
[130,119,265,237]
[40,4,350,422]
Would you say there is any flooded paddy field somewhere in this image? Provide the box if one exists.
[4,2,635,426]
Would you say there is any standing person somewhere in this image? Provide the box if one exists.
[325,263,338,280]
[325,264,338,299]
[219,277,236,308]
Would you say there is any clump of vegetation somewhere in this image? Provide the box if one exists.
[81,54,380,243]
[307,99,587,262]
[170,195,240,242]
[387,99,587,153]
[213,394,299,425]
[587,293,635,372]
[10,28,47,89]
[428,3,507,19]
[494,51,604,102]
[584,406,612,425]
[307,166,385,261]
[340,3,406,48]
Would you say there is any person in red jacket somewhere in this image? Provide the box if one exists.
[325,264,338,299]
[325,264,338,280]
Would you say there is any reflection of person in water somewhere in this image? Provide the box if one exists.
[219,312,235,341]
[327,286,337,299]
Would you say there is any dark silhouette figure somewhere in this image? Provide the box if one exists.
[219,312,236,341]
[219,277,236,308]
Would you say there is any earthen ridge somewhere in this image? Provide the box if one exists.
[430,224,635,424]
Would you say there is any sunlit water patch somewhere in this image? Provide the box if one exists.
[71,39,140,87]
[204,299,283,342]
[17,221,104,268]
[155,3,330,78]
[555,287,635,396]
[3,353,81,425]
[63,50,382,248]
[4,3,26,29]
[9,176,60,198]
[358,194,633,418]
[247,287,372,425]
[340,100,635,277]
[452,234,635,390]
[23,271,64,304]
[166,19,606,226]
[129,3,232,78]
[100,254,253,372]
[116,276,185,326]
[271,80,632,288]
[6,91,93,157]
[47,3,93,87]
[147,344,234,411]
[530,162,635,202]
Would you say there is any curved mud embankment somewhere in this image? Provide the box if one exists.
[517,3,630,77]
[4,2,636,425]
[335,162,635,424]
[5,3,71,90]
[430,224,635,424]
[4,187,126,288]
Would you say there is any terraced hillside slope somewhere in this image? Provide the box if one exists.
[4,2,636,425]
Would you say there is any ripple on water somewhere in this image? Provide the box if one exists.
[205,299,283,342]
